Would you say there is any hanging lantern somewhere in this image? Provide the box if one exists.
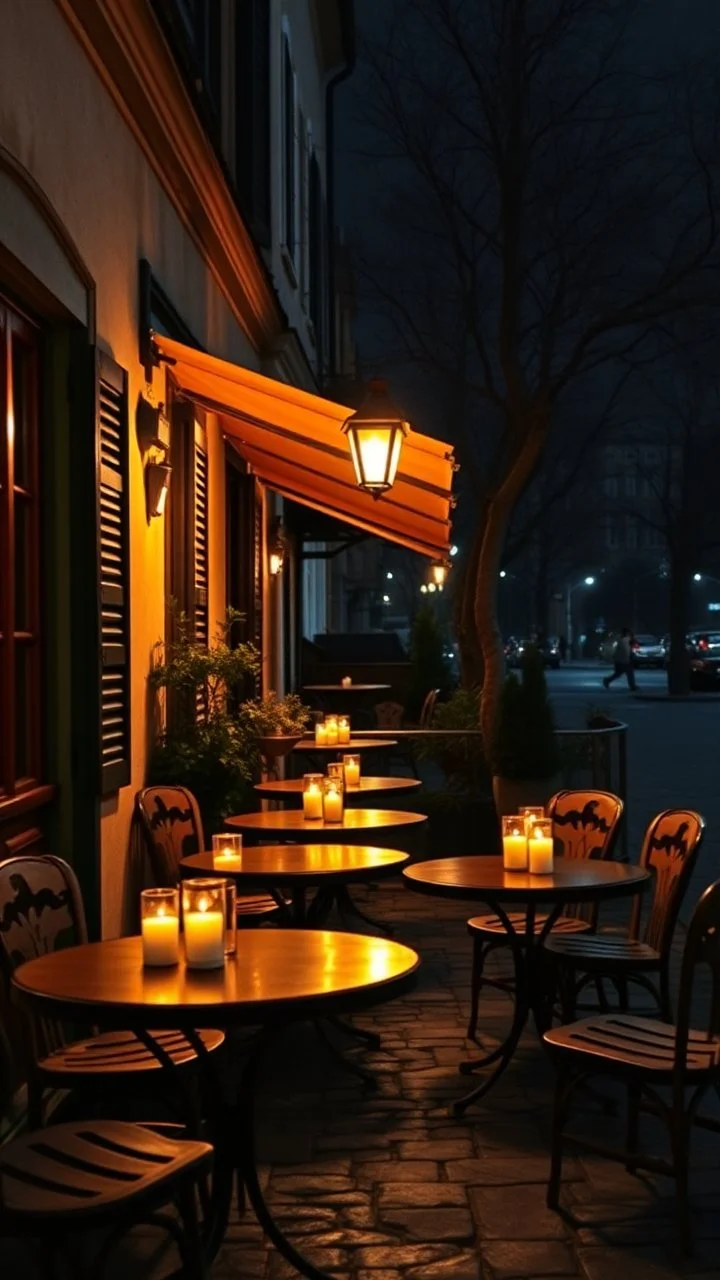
[269,517,286,576]
[341,379,409,498]
[428,559,450,588]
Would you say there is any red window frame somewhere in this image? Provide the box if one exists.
[0,300,41,797]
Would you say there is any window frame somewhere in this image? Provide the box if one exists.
[282,28,298,273]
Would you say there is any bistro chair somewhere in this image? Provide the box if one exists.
[0,1019,211,1278]
[0,853,224,1129]
[135,785,284,923]
[544,808,705,1024]
[466,790,624,1041]
[544,876,720,1255]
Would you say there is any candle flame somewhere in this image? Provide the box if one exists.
[157,906,166,918]
[198,895,209,913]
[533,826,543,840]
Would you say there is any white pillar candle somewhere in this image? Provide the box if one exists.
[338,717,350,745]
[528,826,554,875]
[315,722,328,746]
[502,832,528,871]
[303,783,323,819]
[184,904,225,968]
[213,850,244,872]
[341,676,352,687]
[344,759,361,788]
[323,787,344,822]
[142,912,179,966]
[325,718,339,746]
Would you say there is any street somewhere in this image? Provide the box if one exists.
[547,663,719,917]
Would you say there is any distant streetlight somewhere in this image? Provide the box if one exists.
[382,594,391,604]
[693,572,703,582]
[566,575,596,648]
[427,582,437,594]
[420,584,428,594]
[386,570,393,580]
[499,570,507,579]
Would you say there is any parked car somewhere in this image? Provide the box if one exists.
[507,637,560,669]
[631,634,666,668]
[687,631,720,690]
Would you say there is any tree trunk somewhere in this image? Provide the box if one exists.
[667,552,692,697]
[455,520,485,688]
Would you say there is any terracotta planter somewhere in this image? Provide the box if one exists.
[257,734,303,761]
[492,774,559,818]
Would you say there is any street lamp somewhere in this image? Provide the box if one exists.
[565,575,595,649]
[341,379,410,498]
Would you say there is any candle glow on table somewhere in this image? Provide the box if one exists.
[324,716,339,746]
[502,816,528,872]
[141,887,180,967]
[341,676,352,687]
[528,819,554,874]
[322,777,344,823]
[212,832,243,872]
[338,716,350,744]
[315,721,328,746]
[182,879,226,969]
[303,774,323,820]
[343,753,361,788]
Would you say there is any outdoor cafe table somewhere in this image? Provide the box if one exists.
[180,843,411,925]
[227,808,428,933]
[12,930,419,1280]
[291,737,398,773]
[255,775,422,804]
[302,683,391,723]
[403,856,650,1117]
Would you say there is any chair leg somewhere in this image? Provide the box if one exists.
[614,977,629,1011]
[467,936,485,1041]
[27,1077,44,1130]
[659,965,672,1022]
[547,1069,570,1210]
[177,1182,207,1279]
[670,1111,693,1256]
[625,1082,641,1173]
[559,966,576,1024]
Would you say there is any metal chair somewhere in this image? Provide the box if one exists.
[0,1018,211,1277]
[0,853,224,1129]
[135,786,284,923]
[544,808,705,1023]
[544,876,720,1255]
[466,790,624,1040]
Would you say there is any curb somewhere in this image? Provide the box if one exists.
[632,692,720,704]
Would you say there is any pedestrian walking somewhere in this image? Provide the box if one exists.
[603,627,637,690]
[558,634,568,663]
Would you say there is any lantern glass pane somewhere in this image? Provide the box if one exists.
[387,427,404,488]
[355,426,394,488]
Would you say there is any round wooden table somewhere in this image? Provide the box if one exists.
[404,856,650,1115]
[302,684,391,725]
[180,844,411,925]
[13,932,420,1280]
[255,775,422,804]
[290,738,398,778]
[302,683,391,694]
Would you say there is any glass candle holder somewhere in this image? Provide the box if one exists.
[302,773,324,820]
[502,816,527,872]
[343,753,361,788]
[528,818,554,875]
[141,888,180,967]
[324,715,339,746]
[341,675,352,687]
[519,805,545,834]
[182,878,226,969]
[327,761,344,780]
[222,878,237,956]
[212,832,243,872]
[337,716,351,745]
[322,775,344,823]
[314,720,328,746]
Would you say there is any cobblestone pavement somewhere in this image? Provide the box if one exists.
[94,877,718,1280]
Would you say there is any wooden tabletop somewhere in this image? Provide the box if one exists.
[254,776,422,799]
[293,738,397,753]
[12,931,420,1030]
[303,684,391,693]
[404,857,650,904]
[180,844,410,885]
[227,809,428,838]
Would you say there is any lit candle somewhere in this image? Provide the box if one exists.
[315,721,328,746]
[325,717,339,746]
[519,806,545,834]
[184,898,225,968]
[323,781,344,823]
[212,833,243,872]
[141,888,179,967]
[303,781,323,820]
[343,753,361,788]
[502,817,528,872]
[338,716,350,745]
[341,676,352,687]
[528,821,554,875]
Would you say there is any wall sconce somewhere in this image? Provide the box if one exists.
[341,379,409,498]
[269,518,286,576]
[145,438,171,519]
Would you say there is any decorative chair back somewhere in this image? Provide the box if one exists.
[419,688,440,730]
[673,878,720,1079]
[635,809,705,956]
[135,786,205,888]
[0,854,87,1057]
[547,790,624,924]
[374,700,404,730]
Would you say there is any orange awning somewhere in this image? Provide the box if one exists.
[153,333,454,558]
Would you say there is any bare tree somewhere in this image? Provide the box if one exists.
[354,0,720,744]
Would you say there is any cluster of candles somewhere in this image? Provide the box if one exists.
[303,755,361,821]
[314,715,351,746]
[140,835,242,969]
[502,807,554,874]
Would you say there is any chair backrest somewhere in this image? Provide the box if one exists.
[135,786,205,887]
[375,700,404,730]
[547,790,624,925]
[419,688,440,730]
[674,878,720,1078]
[636,809,705,956]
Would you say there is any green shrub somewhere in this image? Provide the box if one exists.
[406,604,452,720]
[492,647,560,780]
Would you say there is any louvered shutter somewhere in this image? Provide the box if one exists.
[96,352,130,794]
[192,423,209,720]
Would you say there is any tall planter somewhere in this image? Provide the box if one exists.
[491,649,560,818]
[492,775,560,818]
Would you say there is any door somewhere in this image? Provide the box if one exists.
[0,298,54,856]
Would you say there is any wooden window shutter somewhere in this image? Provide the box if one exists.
[192,422,209,720]
[96,352,131,794]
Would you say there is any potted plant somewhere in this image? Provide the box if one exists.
[236,690,310,763]
[405,603,452,722]
[492,646,561,816]
[148,610,261,833]
[412,687,501,855]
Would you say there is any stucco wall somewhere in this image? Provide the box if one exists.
[0,1,260,937]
